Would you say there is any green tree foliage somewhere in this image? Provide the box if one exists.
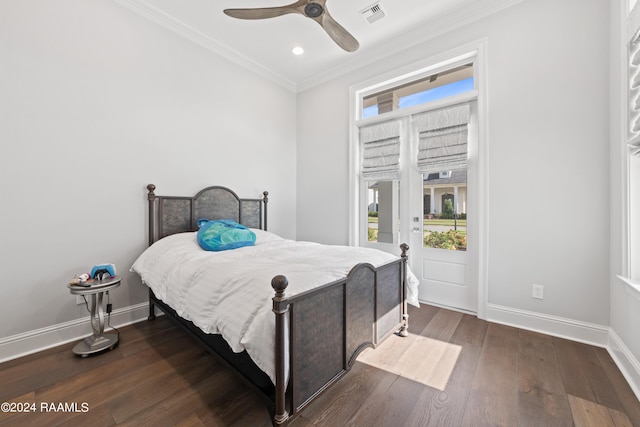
[424,230,466,250]
[441,199,455,219]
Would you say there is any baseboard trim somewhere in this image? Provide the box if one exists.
[486,303,610,347]
[0,302,150,364]
[608,329,640,401]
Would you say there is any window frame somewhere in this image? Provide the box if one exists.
[623,2,640,286]
[351,74,478,248]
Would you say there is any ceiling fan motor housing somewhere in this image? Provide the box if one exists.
[304,3,324,18]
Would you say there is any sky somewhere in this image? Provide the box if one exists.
[363,77,474,119]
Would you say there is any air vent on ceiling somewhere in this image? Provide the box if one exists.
[361,2,385,24]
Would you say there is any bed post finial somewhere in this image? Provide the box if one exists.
[263,191,269,231]
[147,184,157,248]
[271,274,287,297]
[400,243,409,258]
[398,243,409,337]
[272,274,289,426]
[147,184,156,199]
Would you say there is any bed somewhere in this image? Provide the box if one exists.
[132,184,417,426]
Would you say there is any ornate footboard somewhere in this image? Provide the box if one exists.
[271,245,409,425]
[142,184,408,426]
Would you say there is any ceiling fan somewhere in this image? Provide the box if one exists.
[223,0,360,52]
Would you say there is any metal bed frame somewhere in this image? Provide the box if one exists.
[144,184,409,426]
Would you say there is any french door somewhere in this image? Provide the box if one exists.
[360,101,478,313]
[408,102,478,313]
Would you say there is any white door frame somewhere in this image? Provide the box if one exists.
[348,39,489,319]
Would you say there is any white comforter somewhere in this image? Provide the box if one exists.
[131,229,419,384]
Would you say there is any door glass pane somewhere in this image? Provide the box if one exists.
[367,180,399,243]
[422,170,467,251]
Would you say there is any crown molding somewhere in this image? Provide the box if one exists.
[113,0,524,94]
[112,0,297,92]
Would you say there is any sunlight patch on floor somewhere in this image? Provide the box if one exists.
[358,333,461,391]
[568,394,633,427]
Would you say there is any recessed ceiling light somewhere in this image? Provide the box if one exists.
[292,46,305,56]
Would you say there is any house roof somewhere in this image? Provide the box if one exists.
[424,170,467,185]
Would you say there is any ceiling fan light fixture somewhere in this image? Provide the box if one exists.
[224,0,360,53]
[304,3,324,18]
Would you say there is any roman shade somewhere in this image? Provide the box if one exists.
[630,32,640,155]
[360,120,401,180]
[630,139,640,157]
[414,104,470,173]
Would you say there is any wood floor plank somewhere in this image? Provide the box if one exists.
[460,322,520,426]
[26,354,205,426]
[117,366,252,427]
[404,341,483,427]
[51,401,117,427]
[344,374,424,427]
[35,334,197,402]
[173,413,208,427]
[554,338,625,413]
[420,309,464,341]
[593,346,640,426]
[406,304,441,336]
[115,315,185,357]
[300,362,398,426]
[357,330,420,374]
[449,313,488,347]
[401,311,488,427]
[393,310,463,391]
[517,330,572,426]
[0,340,122,402]
[568,394,617,427]
[0,391,36,427]
[108,352,215,423]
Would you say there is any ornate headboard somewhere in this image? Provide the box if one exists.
[146,184,268,246]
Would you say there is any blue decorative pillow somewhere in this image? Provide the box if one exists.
[197,219,256,251]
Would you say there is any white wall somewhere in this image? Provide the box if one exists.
[297,0,611,327]
[0,0,297,343]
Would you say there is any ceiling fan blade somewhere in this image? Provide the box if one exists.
[318,9,359,52]
[224,0,307,20]
[224,7,295,20]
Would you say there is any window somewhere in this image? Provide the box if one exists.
[414,104,470,251]
[423,170,467,251]
[366,180,399,243]
[354,53,477,250]
[627,9,640,281]
[362,63,474,119]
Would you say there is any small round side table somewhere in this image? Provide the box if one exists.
[68,276,121,356]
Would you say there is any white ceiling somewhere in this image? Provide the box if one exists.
[115,0,523,91]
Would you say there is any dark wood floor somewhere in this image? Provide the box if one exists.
[1,304,639,426]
